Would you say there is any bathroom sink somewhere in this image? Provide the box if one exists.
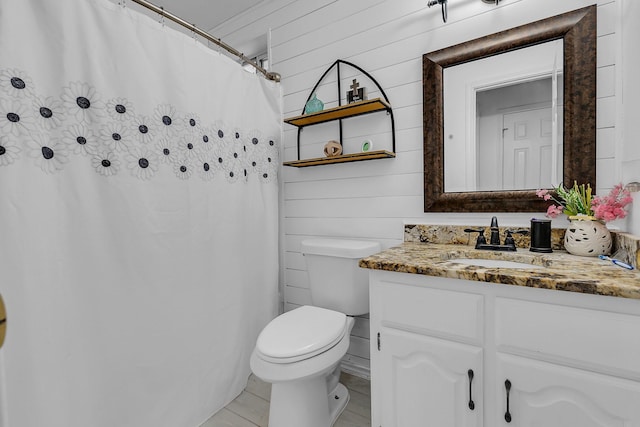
[449,258,545,269]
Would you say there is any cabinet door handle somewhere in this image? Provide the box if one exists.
[467,369,475,410]
[0,294,6,350]
[504,379,512,423]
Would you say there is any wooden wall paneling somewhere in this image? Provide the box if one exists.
[596,128,616,159]
[342,353,370,376]
[284,234,402,254]
[271,0,389,53]
[597,65,615,98]
[284,217,403,240]
[351,317,370,340]
[596,158,617,193]
[284,268,309,289]
[596,1,617,35]
[284,172,422,200]
[284,235,316,251]
[340,131,395,156]
[212,0,332,44]
[283,251,305,270]
[284,302,302,312]
[383,80,422,109]
[285,196,424,219]
[389,103,423,131]
[318,128,421,159]
[347,336,371,361]
[597,97,616,129]
[272,0,427,66]
[598,33,617,66]
[283,285,311,306]
[281,71,338,107]
[333,59,422,92]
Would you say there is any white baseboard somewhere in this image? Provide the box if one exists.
[340,357,370,380]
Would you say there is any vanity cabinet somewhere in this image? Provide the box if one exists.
[369,270,640,427]
[495,354,640,426]
[376,329,482,427]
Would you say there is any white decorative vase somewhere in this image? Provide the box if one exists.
[564,216,612,257]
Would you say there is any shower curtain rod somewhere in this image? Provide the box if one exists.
[129,0,281,82]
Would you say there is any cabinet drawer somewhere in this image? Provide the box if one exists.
[372,279,483,343]
[495,297,640,376]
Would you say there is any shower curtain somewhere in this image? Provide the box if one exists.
[0,1,280,426]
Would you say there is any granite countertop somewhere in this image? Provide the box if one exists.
[359,242,640,300]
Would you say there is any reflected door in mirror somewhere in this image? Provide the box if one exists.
[499,105,562,190]
[476,76,564,191]
[443,40,563,193]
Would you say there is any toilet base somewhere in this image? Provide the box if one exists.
[268,375,350,427]
[329,382,350,425]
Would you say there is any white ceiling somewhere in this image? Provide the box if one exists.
[155,0,265,32]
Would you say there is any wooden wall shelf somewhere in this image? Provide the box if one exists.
[283,150,396,168]
[284,98,391,127]
[283,60,396,167]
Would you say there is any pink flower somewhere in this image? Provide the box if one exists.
[546,205,563,218]
[592,183,633,222]
[536,189,552,201]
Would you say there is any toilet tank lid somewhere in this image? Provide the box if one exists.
[301,239,381,258]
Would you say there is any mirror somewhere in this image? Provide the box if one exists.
[423,6,596,212]
[444,40,564,192]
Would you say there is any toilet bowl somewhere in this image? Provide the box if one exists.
[250,239,380,427]
[250,306,355,427]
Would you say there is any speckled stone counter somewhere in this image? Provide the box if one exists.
[614,231,640,269]
[403,223,640,268]
[360,228,640,300]
[403,224,567,250]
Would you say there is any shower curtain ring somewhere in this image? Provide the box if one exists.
[159,6,165,26]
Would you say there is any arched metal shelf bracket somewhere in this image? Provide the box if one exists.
[284,59,396,165]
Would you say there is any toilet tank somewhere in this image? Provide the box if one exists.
[301,239,381,316]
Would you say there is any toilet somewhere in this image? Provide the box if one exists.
[250,238,381,427]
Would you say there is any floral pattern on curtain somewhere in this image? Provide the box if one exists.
[0,69,279,182]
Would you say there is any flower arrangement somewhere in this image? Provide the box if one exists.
[592,183,634,222]
[536,181,632,222]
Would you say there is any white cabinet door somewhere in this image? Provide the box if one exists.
[374,328,483,427]
[495,353,640,427]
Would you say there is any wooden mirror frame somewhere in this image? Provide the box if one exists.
[423,6,596,212]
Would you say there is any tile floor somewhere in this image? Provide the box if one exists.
[200,372,371,427]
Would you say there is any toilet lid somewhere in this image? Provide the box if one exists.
[256,306,347,363]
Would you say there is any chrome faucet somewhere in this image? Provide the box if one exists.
[465,216,528,251]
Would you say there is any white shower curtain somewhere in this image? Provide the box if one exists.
[0,1,281,426]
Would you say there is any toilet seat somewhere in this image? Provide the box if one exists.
[255,306,347,364]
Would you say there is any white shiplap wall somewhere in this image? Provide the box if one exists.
[217,0,625,377]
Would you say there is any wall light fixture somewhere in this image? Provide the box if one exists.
[427,0,448,23]
[429,0,501,24]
